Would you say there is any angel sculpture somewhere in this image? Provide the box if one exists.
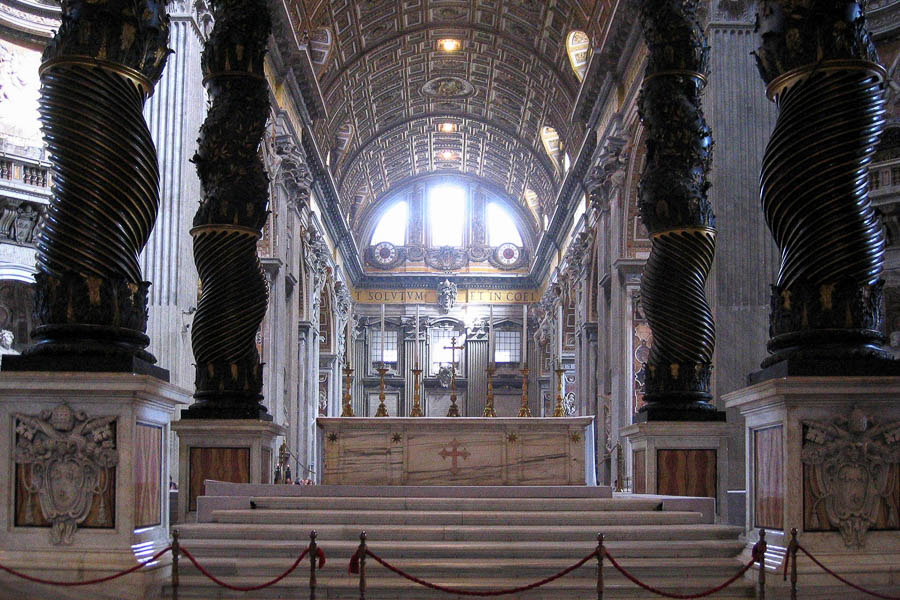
[14,403,117,544]
[801,408,900,548]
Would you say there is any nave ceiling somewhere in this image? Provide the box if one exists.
[285,0,616,233]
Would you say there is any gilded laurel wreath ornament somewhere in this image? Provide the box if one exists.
[14,404,117,545]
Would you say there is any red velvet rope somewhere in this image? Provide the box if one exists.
[354,547,599,596]
[0,546,172,587]
[602,548,759,599]
[180,545,324,592]
[795,545,900,600]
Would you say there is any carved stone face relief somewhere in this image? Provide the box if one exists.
[801,408,900,547]
[437,279,458,314]
[14,403,117,544]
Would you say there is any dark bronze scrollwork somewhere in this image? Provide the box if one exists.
[636,0,720,419]
[27,0,170,363]
[182,0,273,419]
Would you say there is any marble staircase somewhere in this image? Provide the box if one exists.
[166,483,754,599]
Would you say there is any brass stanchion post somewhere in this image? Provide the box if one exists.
[358,531,367,600]
[757,528,767,600]
[596,532,604,600]
[375,366,389,417]
[518,367,531,417]
[309,530,318,600]
[788,527,798,600]
[342,361,355,417]
[483,366,497,417]
[171,529,180,600]
[410,367,423,416]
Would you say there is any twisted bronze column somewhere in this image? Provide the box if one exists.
[181,0,272,419]
[754,1,894,373]
[9,0,169,372]
[636,0,721,420]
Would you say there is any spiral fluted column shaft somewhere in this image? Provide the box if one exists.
[182,0,272,419]
[636,0,720,420]
[20,0,169,366]
[754,1,891,368]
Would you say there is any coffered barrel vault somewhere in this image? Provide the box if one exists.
[284,0,616,259]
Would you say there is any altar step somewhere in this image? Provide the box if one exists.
[166,484,753,599]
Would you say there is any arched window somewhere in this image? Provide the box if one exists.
[566,30,590,81]
[371,201,408,245]
[486,202,522,246]
[428,184,466,246]
[540,126,562,173]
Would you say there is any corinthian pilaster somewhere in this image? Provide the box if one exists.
[8,0,170,374]
[636,0,720,420]
[181,0,272,419]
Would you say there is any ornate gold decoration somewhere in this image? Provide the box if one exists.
[570,432,582,443]
[518,367,531,417]
[410,367,424,417]
[483,366,497,417]
[553,366,566,417]
[445,336,464,417]
[375,366,389,417]
[341,361,355,417]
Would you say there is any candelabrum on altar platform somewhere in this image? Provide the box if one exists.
[482,365,497,417]
[410,366,423,417]
[553,366,565,417]
[518,367,531,417]
[274,441,292,484]
[445,336,464,417]
[375,364,389,417]
[341,361,354,417]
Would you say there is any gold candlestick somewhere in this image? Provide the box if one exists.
[518,367,531,417]
[553,366,565,417]
[341,362,355,417]
[483,366,496,417]
[375,365,389,417]
[410,367,423,417]
[444,336,464,417]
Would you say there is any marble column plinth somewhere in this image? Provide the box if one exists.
[171,419,285,522]
[724,377,900,590]
[0,372,189,600]
[622,421,731,521]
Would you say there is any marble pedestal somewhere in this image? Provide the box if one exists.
[171,419,285,522]
[724,377,900,590]
[0,372,189,600]
[317,417,597,486]
[621,421,731,520]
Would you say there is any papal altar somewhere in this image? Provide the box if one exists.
[316,417,596,486]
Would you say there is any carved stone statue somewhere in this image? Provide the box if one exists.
[437,279,458,314]
[0,329,17,354]
[801,408,900,548]
[14,404,117,544]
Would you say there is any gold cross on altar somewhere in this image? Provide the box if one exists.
[443,336,465,377]
[438,438,470,474]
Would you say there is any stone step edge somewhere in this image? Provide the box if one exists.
[203,481,614,498]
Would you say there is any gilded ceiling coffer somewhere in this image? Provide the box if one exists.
[182,0,272,419]
[635,0,721,420]
[21,0,170,366]
[754,1,893,372]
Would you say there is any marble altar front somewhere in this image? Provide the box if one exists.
[317,417,596,486]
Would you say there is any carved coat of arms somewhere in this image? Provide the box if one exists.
[801,408,900,547]
[14,403,117,544]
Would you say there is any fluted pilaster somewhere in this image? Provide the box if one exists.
[636,0,721,420]
[181,0,272,419]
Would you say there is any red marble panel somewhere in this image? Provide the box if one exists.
[754,426,783,530]
[632,449,646,494]
[656,449,716,498]
[134,423,162,528]
[189,447,250,511]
